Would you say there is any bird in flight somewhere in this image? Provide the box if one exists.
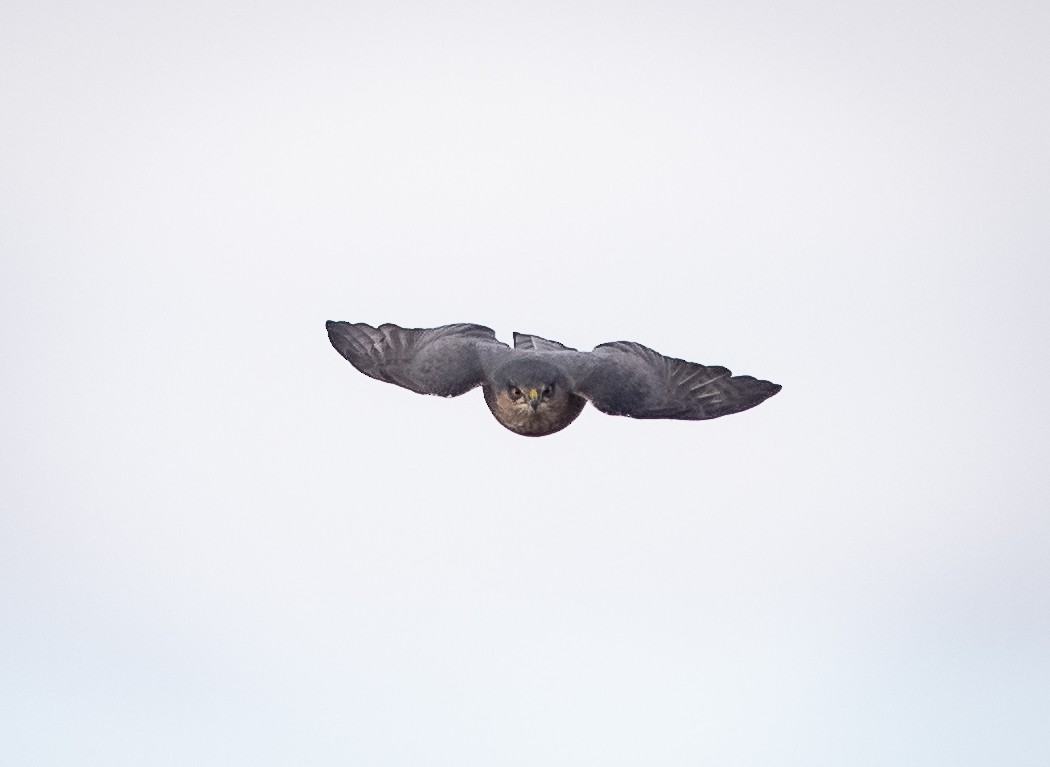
[326,321,781,437]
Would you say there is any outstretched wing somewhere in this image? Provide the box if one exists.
[326,321,509,397]
[512,332,578,352]
[570,341,781,420]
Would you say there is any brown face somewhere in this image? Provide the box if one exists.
[483,380,586,436]
[506,383,555,412]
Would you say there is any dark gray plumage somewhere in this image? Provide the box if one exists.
[326,321,781,437]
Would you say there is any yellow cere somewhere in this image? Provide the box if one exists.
[529,388,539,399]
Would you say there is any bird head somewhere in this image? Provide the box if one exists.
[484,355,589,437]
[495,358,566,414]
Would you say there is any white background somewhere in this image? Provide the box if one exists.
[2,1,1048,764]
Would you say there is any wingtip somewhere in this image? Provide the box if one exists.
[758,381,783,402]
[326,320,352,345]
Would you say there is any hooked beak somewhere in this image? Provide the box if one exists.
[527,388,541,411]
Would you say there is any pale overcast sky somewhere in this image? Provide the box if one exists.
[2,1,1049,765]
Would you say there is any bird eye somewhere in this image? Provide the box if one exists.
[509,386,522,399]
[543,385,553,397]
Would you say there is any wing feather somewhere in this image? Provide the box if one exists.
[512,332,578,352]
[326,321,508,397]
[572,340,780,420]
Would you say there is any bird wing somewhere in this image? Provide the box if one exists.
[568,340,781,420]
[512,332,578,352]
[326,321,509,397]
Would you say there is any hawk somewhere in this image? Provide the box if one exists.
[326,321,781,437]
